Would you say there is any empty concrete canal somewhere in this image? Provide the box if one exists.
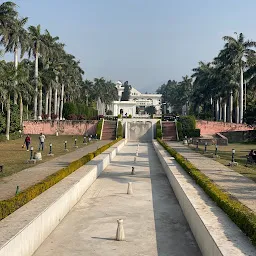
[33,142,201,256]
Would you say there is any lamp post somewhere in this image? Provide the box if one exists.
[232,149,235,163]
[30,146,34,160]
[49,143,52,154]
[215,144,218,156]
[204,142,207,153]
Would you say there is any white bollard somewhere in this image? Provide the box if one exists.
[116,219,125,241]
[127,182,133,194]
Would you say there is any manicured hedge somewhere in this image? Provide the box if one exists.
[180,128,200,139]
[117,121,123,138]
[96,119,103,139]
[156,120,162,139]
[157,138,256,245]
[178,115,196,129]
[0,138,122,221]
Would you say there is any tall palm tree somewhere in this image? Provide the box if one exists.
[223,33,256,123]
[0,61,16,140]
[2,17,28,104]
[27,24,48,120]
[0,1,17,28]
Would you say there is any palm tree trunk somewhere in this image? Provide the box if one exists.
[229,90,233,123]
[33,52,39,120]
[6,94,10,140]
[219,97,222,121]
[236,97,239,124]
[54,88,58,116]
[240,67,244,123]
[57,95,60,120]
[223,100,227,122]
[48,85,52,120]
[19,94,23,127]
[26,104,29,120]
[60,83,64,120]
[38,85,42,120]
[45,90,49,116]
[215,99,219,121]
[14,47,18,105]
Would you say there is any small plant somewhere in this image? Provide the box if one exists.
[117,121,123,138]
[96,119,103,139]
[155,120,162,139]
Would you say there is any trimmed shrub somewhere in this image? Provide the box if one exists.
[178,128,201,139]
[178,115,196,130]
[156,120,162,139]
[157,138,256,245]
[117,121,123,138]
[0,138,123,221]
[96,119,103,139]
[63,102,97,120]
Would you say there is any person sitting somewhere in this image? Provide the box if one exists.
[248,150,256,162]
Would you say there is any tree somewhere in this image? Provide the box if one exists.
[27,24,48,120]
[121,81,131,101]
[2,17,28,104]
[223,33,256,123]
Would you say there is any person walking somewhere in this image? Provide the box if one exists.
[24,135,31,151]
[38,133,46,151]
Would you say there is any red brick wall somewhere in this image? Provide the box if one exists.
[196,120,253,135]
[23,120,98,135]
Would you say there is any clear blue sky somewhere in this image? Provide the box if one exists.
[11,0,256,92]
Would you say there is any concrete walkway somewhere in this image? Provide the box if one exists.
[167,142,256,214]
[0,140,110,200]
[33,142,201,256]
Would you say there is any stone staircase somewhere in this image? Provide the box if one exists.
[101,121,117,140]
[162,121,177,141]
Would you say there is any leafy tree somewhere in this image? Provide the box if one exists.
[121,81,131,101]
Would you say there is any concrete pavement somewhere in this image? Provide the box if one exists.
[33,142,201,256]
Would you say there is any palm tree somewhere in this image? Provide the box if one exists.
[0,1,17,28]
[2,17,28,104]
[27,24,48,120]
[0,61,16,140]
[223,33,256,123]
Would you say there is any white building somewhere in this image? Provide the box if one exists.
[109,81,162,117]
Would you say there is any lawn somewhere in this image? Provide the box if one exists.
[0,135,91,177]
[189,142,256,183]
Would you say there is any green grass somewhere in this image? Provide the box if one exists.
[189,143,256,183]
[0,135,92,178]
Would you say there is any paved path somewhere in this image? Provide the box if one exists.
[33,142,201,256]
[167,142,256,214]
[0,140,111,200]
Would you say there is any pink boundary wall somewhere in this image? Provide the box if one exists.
[23,120,98,135]
[196,120,254,135]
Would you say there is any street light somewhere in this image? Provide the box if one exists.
[215,144,218,155]
[204,142,208,153]
[30,146,34,160]
[232,149,235,163]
